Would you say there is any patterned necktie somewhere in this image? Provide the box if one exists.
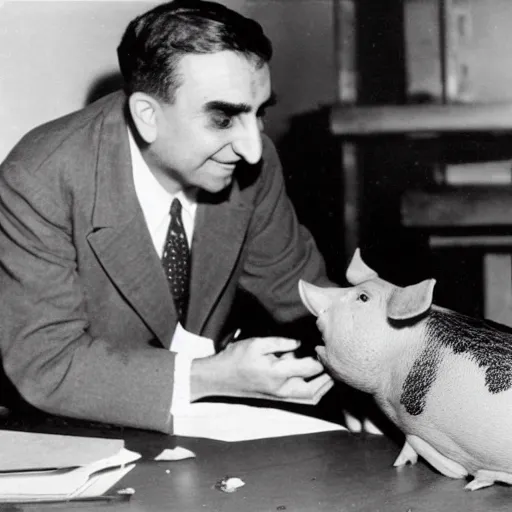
[162,198,190,323]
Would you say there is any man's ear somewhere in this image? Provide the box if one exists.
[128,92,159,144]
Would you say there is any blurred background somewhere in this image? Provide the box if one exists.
[3,0,512,323]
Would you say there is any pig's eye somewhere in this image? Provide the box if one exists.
[358,293,369,303]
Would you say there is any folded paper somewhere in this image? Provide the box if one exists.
[0,430,140,501]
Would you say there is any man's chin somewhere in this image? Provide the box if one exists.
[202,176,233,194]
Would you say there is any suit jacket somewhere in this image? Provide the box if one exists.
[0,91,330,433]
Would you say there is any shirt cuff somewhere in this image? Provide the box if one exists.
[169,323,215,416]
[170,352,194,415]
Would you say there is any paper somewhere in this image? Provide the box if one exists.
[0,430,124,471]
[0,431,140,501]
[72,463,136,499]
[174,402,345,442]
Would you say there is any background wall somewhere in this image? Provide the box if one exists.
[4,0,512,162]
[465,0,512,101]
[0,1,151,161]
[4,0,512,288]
[0,0,336,163]
[405,0,512,102]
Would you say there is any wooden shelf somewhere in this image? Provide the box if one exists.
[402,187,512,228]
[330,103,512,136]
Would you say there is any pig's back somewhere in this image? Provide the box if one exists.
[393,309,512,474]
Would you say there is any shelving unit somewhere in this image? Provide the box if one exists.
[330,102,512,259]
[330,102,512,136]
[330,0,512,324]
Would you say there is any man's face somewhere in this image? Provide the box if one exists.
[148,51,273,194]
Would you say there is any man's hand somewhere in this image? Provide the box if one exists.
[190,337,334,405]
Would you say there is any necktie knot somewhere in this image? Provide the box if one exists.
[170,197,182,217]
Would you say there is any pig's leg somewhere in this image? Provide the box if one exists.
[465,470,512,491]
[363,418,383,435]
[343,412,383,434]
[393,440,418,466]
[407,435,468,479]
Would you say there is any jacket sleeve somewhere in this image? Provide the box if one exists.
[239,135,334,323]
[0,145,176,434]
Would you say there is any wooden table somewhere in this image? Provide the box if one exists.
[3,414,511,512]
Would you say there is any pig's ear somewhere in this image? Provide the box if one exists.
[298,280,338,317]
[387,279,436,321]
[346,248,378,285]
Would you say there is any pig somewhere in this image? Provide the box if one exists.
[299,248,512,491]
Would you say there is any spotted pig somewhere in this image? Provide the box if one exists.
[299,248,512,491]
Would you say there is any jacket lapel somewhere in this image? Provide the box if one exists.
[187,185,252,334]
[84,92,255,343]
[87,94,176,348]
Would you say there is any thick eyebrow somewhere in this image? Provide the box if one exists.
[204,92,277,116]
[259,92,277,111]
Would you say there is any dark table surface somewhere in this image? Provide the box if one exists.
[1,413,511,512]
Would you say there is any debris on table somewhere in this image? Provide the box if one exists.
[117,487,136,496]
[154,447,196,461]
[215,476,245,493]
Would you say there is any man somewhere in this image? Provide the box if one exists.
[0,0,334,433]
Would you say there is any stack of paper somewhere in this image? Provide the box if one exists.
[0,430,140,502]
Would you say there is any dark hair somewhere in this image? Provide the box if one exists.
[117,0,273,102]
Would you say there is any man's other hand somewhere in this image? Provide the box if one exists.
[190,337,334,405]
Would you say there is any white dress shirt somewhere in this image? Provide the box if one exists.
[128,128,213,415]
[129,130,196,250]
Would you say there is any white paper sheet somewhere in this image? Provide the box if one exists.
[174,402,345,442]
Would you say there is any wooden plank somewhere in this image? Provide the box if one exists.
[430,235,512,248]
[330,103,512,135]
[402,187,512,227]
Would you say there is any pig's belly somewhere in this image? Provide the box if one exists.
[390,351,512,475]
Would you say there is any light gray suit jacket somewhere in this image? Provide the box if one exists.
[0,91,330,433]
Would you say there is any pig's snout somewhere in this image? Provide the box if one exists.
[299,280,330,317]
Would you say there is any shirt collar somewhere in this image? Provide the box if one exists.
[128,127,197,224]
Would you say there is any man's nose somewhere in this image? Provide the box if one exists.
[232,118,263,165]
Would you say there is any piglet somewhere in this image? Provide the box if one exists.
[299,248,512,491]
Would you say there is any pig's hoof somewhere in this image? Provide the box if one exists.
[393,441,418,467]
[465,477,493,491]
[465,470,512,491]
